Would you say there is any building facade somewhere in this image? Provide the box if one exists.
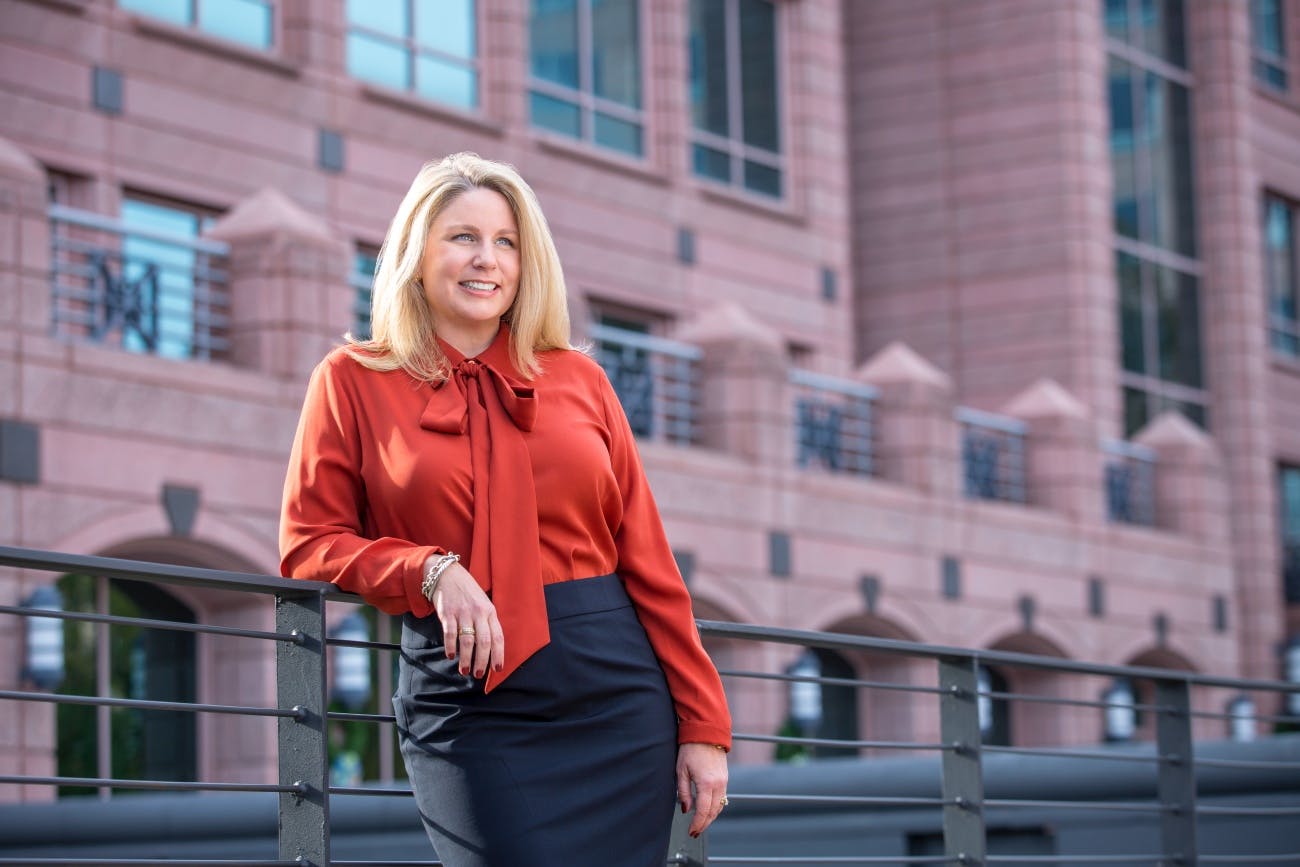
[0,0,1297,800]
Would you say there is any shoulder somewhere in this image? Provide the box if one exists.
[538,345,609,385]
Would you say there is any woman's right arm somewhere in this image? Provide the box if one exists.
[279,356,440,616]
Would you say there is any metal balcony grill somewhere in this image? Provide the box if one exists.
[590,323,701,446]
[957,407,1027,504]
[1103,438,1158,527]
[789,369,877,477]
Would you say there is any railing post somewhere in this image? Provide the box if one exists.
[938,657,986,867]
[667,803,707,866]
[1154,679,1197,866]
[277,590,330,867]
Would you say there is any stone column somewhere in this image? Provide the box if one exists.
[1134,412,1231,545]
[205,187,351,382]
[856,341,959,497]
[1001,379,1104,523]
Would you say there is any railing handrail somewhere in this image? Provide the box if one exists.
[955,405,1028,435]
[789,368,879,401]
[1101,437,1157,462]
[587,322,703,360]
[49,204,231,257]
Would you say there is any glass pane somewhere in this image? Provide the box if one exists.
[1118,252,1145,374]
[1104,0,1128,42]
[120,0,191,26]
[1282,467,1300,541]
[201,0,272,49]
[1139,72,1196,256]
[689,0,729,136]
[1155,265,1202,388]
[594,112,643,155]
[1253,58,1289,89]
[740,0,778,152]
[592,0,640,107]
[416,0,475,59]
[531,0,579,88]
[1123,386,1149,436]
[121,199,200,360]
[347,0,407,38]
[1266,198,1296,320]
[531,91,582,137]
[1251,0,1286,55]
[744,159,781,197]
[1135,0,1186,67]
[693,143,730,182]
[348,33,412,91]
[1108,57,1138,240]
[416,54,477,109]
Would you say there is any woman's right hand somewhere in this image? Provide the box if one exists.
[428,559,504,678]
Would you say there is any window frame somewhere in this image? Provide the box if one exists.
[687,0,787,201]
[345,0,482,111]
[117,0,278,51]
[528,0,649,158]
[1251,0,1290,91]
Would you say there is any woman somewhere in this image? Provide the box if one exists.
[280,153,730,866]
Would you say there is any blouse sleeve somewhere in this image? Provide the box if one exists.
[598,372,733,749]
[279,354,439,616]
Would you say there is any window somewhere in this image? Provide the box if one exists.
[530,0,643,156]
[119,0,274,50]
[1106,0,1205,435]
[1252,0,1289,90]
[1281,466,1300,604]
[688,0,782,197]
[351,246,379,341]
[1265,194,1298,357]
[346,0,478,110]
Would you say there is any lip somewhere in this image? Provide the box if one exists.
[459,280,499,294]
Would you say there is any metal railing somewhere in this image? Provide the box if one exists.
[790,369,877,477]
[590,323,702,445]
[1102,438,1157,527]
[3,545,1300,866]
[49,204,232,361]
[956,407,1027,504]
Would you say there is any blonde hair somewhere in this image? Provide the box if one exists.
[345,152,572,381]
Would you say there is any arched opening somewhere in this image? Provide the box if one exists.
[978,665,1013,747]
[1119,647,1198,743]
[986,631,1073,747]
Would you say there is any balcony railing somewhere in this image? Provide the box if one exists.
[1103,438,1158,527]
[3,546,1299,865]
[1284,541,1300,606]
[590,323,701,445]
[957,407,1027,504]
[790,369,877,477]
[49,204,232,361]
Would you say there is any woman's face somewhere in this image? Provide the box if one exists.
[420,186,521,355]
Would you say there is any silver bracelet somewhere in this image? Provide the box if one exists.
[421,552,460,602]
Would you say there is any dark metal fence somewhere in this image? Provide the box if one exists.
[956,408,1027,504]
[3,545,1299,866]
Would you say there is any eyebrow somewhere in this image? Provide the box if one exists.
[445,224,518,235]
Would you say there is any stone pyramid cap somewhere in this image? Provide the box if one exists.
[1001,378,1088,420]
[1133,411,1214,450]
[856,341,951,389]
[0,135,43,182]
[676,302,784,351]
[206,187,336,244]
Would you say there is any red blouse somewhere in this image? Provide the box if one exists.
[279,326,732,748]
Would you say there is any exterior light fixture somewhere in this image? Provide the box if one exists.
[1102,677,1136,743]
[1227,693,1256,742]
[977,665,993,737]
[330,612,370,710]
[22,586,65,690]
[788,650,823,737]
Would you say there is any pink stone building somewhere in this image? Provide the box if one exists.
[1,0,1298,800]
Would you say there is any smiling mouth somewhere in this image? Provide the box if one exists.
[460,280,498,293]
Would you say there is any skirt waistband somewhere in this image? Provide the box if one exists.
[542,573,625,621]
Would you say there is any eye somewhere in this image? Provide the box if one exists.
[453,232,474,242]
[495,237,516,248]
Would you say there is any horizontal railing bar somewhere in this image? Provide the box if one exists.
[1189,706,1300,724]
[717,668,947,696]
[695,619,1300,690]
[987,858,1165,865]
[1200,855,1300,863]
[49,204,230,255]
[328,786,414,797]
[729,793,952,807]
[733,732,948,751]
[0,690,298,719]
[1193,756,1300,770]
[0,861,299,866]
[982,689,1173,714]
[980,745,1168,764]
[984,798,1169,813]
[588,323,703,360]
[0,775,305,795]
[1195,805,1300,816]
[709,859,956,865]
[789,368,880,400]
[327,710,397,724]
[332,862,442,867]
[328,636,400,652]
[0,545,328,597]
[1100,437,1157,462]
[0,604,299,644]
[956,405,1028,434]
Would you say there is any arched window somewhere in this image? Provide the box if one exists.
[813,648,858,759]
[979,665,1013,747]
[57,574,197,795]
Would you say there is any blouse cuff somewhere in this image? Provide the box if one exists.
[402,546,445,617]
[677,720,732,751]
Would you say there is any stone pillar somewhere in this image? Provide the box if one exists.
[856,341,959,497]
[1134,412,1231,545]
[677,302,790,466]
[1001,379,1104,523]
[205,187,351,381]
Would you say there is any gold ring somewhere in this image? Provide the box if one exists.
[719,795,729,807]
[459,627,477,636]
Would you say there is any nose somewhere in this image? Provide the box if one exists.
[471,242,498,271]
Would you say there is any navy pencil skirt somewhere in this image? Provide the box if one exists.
[393,574,679,867]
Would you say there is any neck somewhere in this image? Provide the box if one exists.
[440,323,501,359]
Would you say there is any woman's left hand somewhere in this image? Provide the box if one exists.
[676,742,729,838]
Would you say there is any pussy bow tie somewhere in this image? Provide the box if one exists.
[420,356,545,692]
